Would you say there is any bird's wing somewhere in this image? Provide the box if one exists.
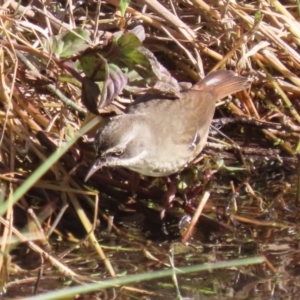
[127,94,176,114]
[171,90,216,153]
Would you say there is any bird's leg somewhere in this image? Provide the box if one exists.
[160,176,177,220]
[128,171,140,198]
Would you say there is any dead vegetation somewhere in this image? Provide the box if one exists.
[1,0,300,299]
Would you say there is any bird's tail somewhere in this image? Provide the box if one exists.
[192,70,251,100]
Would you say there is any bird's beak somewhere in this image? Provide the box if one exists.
[85,159,102,182]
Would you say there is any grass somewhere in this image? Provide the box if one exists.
[0,0,300,298]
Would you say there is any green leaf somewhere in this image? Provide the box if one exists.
[81,60,127,113]
[102,63,128,108]
[79,54,106,79]
[45,28,90,58]
[254,11,262,22]
[122,49,151,68]
[119,0,130,17]
[116,32,142,51]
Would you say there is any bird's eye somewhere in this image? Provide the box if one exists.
[112,150,124,157]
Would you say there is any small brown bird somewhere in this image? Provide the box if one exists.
[85,70,251,181]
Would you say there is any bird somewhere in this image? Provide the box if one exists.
[85,69,251,181]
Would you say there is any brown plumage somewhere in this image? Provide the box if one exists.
[85,70,251,181]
